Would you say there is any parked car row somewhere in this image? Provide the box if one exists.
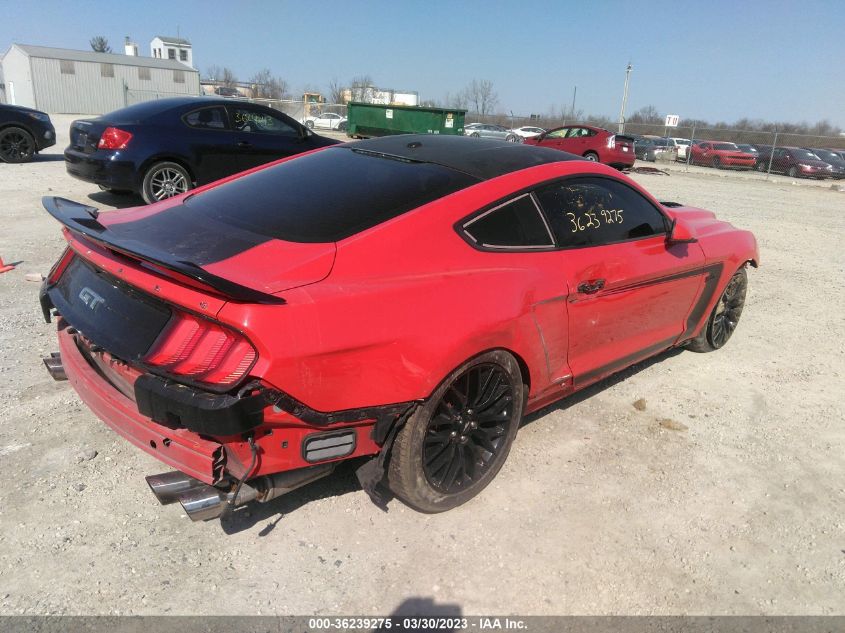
[629,133,845,179]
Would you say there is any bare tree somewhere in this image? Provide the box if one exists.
[249,69,290,100]
[465,79,498,116]
[349,75,375,103]
[630,105,661,124]
[90,36,111,53]
[328,78,345,105]
[221,67,238,89]
[206,65,223,82]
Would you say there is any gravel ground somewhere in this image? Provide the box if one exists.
[0,115,843,616]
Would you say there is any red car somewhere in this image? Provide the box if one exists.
[523,124,635,169]
[40,136,758,519]
[689,141,756,169]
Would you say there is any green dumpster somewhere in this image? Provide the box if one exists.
[346,102,466,138]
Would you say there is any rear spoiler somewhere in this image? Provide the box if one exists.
[42,197,286,305]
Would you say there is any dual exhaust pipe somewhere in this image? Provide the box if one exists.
[146,464,335,521]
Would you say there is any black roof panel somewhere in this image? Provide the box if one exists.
[349,134,577,180]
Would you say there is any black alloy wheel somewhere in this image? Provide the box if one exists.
[0,127,36,163]
[388,350,524,512]
[305,120,315,129]
[688,268,748,352]
[422,363,515,494]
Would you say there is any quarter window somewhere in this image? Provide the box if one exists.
[463,195,554,249]
[534,177,667,248]
[184,107,227,130]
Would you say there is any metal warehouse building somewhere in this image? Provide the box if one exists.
[1,44,200,114]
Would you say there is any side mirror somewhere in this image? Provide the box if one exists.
[536,132,546,142]
[667,218,697,244]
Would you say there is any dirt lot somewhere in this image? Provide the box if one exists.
[0,115,843,616]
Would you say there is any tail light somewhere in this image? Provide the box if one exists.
[607,135,616,149]
[144,311,257,389]
[98,127,133,150]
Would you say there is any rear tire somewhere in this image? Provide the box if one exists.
[141,161,192,205]
[0,127,36,163]
[387,350,525,513]
[584,151,599,162]
[688,268,748,353]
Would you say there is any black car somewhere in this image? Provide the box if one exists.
[64,97,338,203]
[0,103,56,163]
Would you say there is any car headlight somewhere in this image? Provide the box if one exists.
[27,112,50,122]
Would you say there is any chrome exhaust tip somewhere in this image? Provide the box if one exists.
[43,352,67,381]
[178,482,260,522]
[146,471,208,505]
[174,463,336,522]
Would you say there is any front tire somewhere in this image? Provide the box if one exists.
[141,161,192,204]
[688,268,748,352]
[712,156,721,169]
[388,350,525,512]
[787,166,799,178]
[0,127,36,163]
[305,120,314,129]
[584,151,599,162]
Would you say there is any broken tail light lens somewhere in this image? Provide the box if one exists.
[98,127,133,150]
[144,311,257,389]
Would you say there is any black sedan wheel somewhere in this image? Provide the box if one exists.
[0,127,36,163]
[305,120,314,129]
[142,162,192,204]
[688,268,747,352]
[388,350,524,512]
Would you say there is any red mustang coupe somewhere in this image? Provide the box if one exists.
[40,136,758,519]
[523,124,636,169]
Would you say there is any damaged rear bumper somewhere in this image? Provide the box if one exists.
[58,326,226,484]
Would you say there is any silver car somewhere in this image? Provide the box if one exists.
[464,123,519,142]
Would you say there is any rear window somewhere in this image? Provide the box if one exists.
[183,147,479,242]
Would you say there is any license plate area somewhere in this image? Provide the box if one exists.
[49,256,172,362]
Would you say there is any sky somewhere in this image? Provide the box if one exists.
[1,0,843,127]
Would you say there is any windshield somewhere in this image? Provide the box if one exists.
[714,143,739,151]
[793,149,820,160]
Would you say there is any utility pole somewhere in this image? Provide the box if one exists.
[618,62,633,134]
[570,85,577,121]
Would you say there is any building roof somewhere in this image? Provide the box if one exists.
[10,44,196,72]
[351,134,576,180]
[155,35,191,46]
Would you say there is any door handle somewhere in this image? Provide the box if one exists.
[577,279,606,294]
[237,141,253,148]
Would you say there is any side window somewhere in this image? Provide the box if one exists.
[547,128,569,139]
[462,194,555,250]
[229,107,299,136]
[184,107,228,130]
[535,177,668,248]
